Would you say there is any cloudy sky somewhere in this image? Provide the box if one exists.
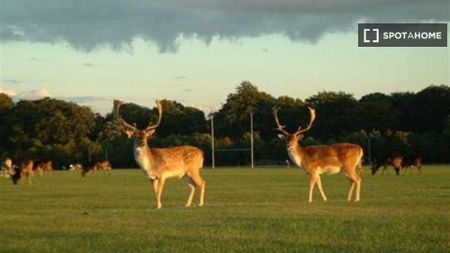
[1,0,448,114]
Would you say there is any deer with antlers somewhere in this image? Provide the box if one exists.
[114,100,205,209]
[273,106,364,202]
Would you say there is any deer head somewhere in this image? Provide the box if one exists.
[272,106,316,145]
[114,100,163,147]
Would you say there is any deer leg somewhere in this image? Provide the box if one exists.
[315,175,328,202]
[355,176,361,202]
[382,166,388,175]
[185,177,196,208]
[156,178,166,209]
[151,179,158,197]
[308,175,317,203]
[192,174,206,207]
[347,180,355,201]
[347,171,361,202]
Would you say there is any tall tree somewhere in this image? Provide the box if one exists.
[406,85,450,133]
[305,91,357,140]
[352,93,401,132]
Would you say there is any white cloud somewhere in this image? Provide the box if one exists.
[0,88,17,96]
[16,89,52,100]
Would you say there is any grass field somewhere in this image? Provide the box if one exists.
[0,166,449,253]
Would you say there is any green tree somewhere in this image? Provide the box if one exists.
[406,85,450,133]
[352,93,401,132]
[305,91,357,140]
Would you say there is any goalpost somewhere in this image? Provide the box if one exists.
[210,113,254,168]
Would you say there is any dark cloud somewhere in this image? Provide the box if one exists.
[29,57,48,62]
[63,96,110,103]
[83,63,95,67]
[182,88,193,92]
[2,79,25,84]
[0,0,447,52]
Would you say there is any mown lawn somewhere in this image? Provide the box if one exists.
[0,166,448,253]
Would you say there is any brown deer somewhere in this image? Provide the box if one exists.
[402,155,423,175]
[34,160,54,176]
[1,158,13,178]
[9,160,34,185]
[69,163,83,172]
[114,100,205,209]
[81,160,112,177]
[273,106,363,202]
[371,156,403,176]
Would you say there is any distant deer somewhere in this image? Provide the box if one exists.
[1,158,13,178]
[402,155,423,175]
[273,106,363,202]
[69,163,83,172]
[9,160,34,185]
[115,100,205,209]
[371,156,403,176]
[81,160,112,177]
[33,160,54,176]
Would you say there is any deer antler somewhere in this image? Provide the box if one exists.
[114,99,137,130]
[295,107,316,135]
[272,106,291,135]
[145,100,163,131]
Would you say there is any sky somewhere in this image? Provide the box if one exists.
[0,0,449,114]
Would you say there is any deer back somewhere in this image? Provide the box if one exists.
[301,143,363,173]
[150,145,203,174]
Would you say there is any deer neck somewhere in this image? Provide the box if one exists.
[287,142,304,168]
[133,140,157,179]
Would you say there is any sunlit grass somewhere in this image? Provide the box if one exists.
[0,166,448,253]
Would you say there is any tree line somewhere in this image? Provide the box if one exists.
[1,82,449,168]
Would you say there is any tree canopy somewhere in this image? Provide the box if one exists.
[1,83,449,167]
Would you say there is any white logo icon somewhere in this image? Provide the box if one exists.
[363,28,379,43]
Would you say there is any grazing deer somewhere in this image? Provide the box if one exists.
[94,160,112,175]
[371,156,403,176]
[402,155,423,175]
[34,160,54,176]
[115,100,205,209]
[81,160,112,177]
[273,106,363,202]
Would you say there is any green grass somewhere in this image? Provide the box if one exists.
[0,166,449,253]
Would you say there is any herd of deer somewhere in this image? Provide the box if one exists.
[0,159,112,185]
[0,100,424,208]
[371,156,423,175]
[0,160,54,185]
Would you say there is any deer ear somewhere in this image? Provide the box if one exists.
[145,129,155,136]
[277,134,286,140]
[126,129,134,138]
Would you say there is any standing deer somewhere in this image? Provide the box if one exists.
[9,160,34,185]
[114,100,205,209]
[1,158,13,178]
[273,106,363,202]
